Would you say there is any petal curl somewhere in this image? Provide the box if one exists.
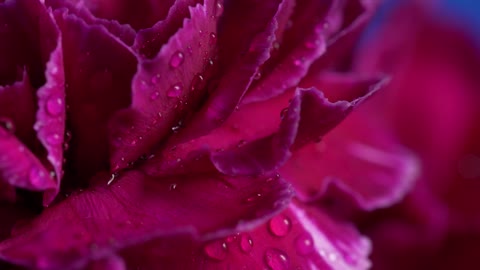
[54,11,137,182]
[109,0,221,171]
[173,0,284,142]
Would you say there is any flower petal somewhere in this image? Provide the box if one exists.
[212,86,362,176]
[0,0,57,88]
[134,0,202,58]
[81,0,175,30]
[120,201,371,270]
[34,22,66,205]
[109,0,221,171]
[46,0,136,45]
[173,0,284,142]
[0,170,292,269]
[241,0,335,104]
[0,127,55,191]
[54,11,137,183]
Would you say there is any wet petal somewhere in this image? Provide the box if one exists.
[34,24,66,205]
[174,0,284,142]
[241,0,335,104]
[0,127,55,191]
[0,170,292,269]
[213,86,364,176]
[109,0,221,171]
[121,201,371,270]
[54,11,137,182]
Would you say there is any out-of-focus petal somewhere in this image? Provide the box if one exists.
[87,255,126,270]
[121,201,371,270]
[281,74,418,209]
[109,0,220,171]
[0,170,292,269]
[54,11,137,183]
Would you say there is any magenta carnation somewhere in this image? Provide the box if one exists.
[0,0,419,269]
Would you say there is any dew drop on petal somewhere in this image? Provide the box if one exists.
[0,118,15,135]
[150,91,160,100]
[209,32,217,45]
[191,73,205,91]
[46,133,62,145]
[244,193,262,203]
[239,233,253,253]
[215,2,224,17]
[169,51,184,68]
[253,72,262,80]
[264,248,289,270]
[46,96,64,116]
[169,183,177,191]
[268,215,291,237]
[295,233,314,255]
[29,167,46,187]
[167,84,183,98]
[237,140,247,148]
[204,241,228,261]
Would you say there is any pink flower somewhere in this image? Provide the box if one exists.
[0,0,417,269]
[352,1,480,269]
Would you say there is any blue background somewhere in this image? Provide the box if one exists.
[368,0,480,42]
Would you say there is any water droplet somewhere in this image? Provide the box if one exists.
[151,74,161,84]
[204,241,228,261]
[245,193,262,203]
[169,51,184,68]
[239,234,253,253]
[226,235,237,243]
[171,121,182,133]
[29,167,46,187]
[295,233,314,255]
[215,2,224,17]
[253,72,262,80]
[237,140,247,148]
[264,248,289,270]
[46,96,63,116]
[328,252,338,262]
[280,108,289,119]
[169,183,177,190]
[0,118,15,135]
[167,84,182,98]
[273,42,280,50]
[150,91,160,100]
[268,215,291,237]
[191,73,205,91]
[46,133,62,145]
[209,32,217,45]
